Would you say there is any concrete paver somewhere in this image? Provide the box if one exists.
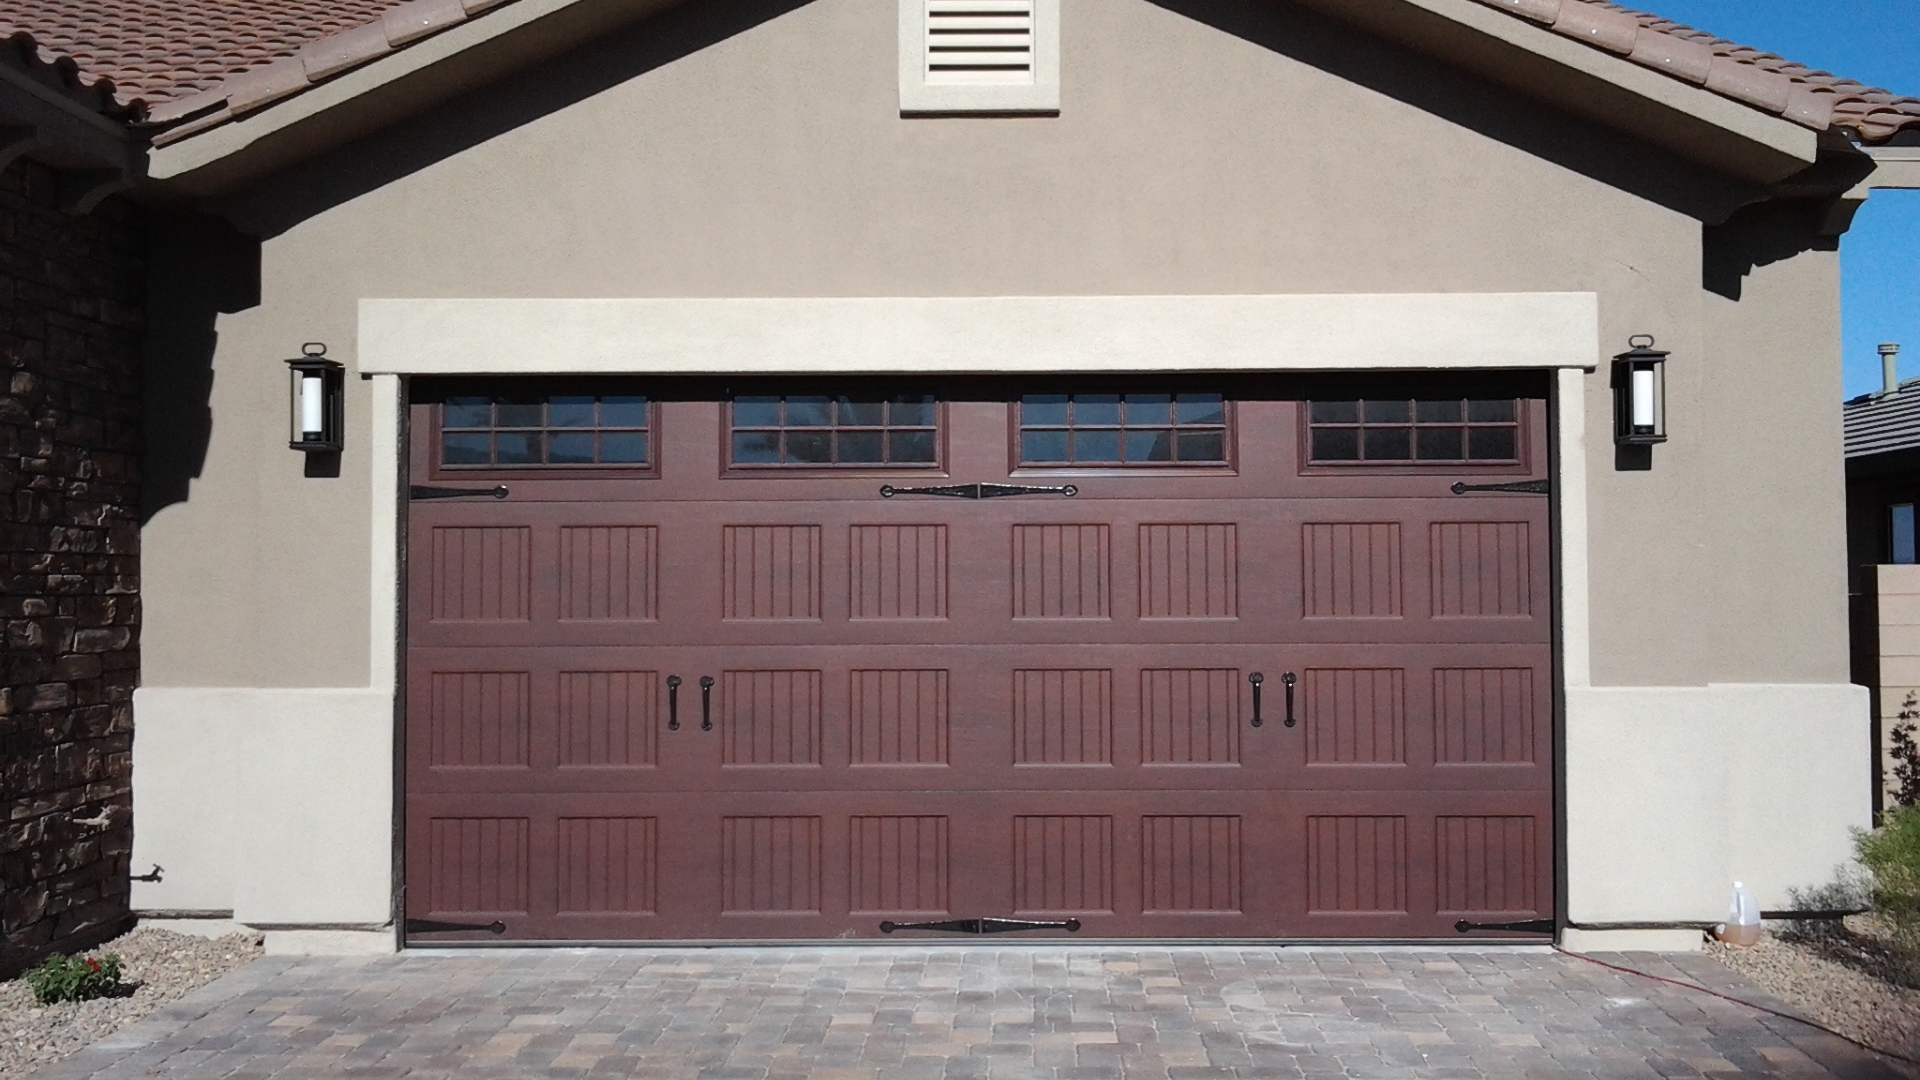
[25,946,1910,1079]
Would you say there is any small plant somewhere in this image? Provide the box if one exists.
[1783,871,1871,939]
[1858,805,1920,982]
[1890,691,1920,809]
[21,952,124,1004]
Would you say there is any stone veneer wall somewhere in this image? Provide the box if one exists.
[0,157,143,974]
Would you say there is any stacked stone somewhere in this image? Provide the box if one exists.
[0,157,144,975]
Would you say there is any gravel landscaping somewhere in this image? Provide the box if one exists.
[0,927,261,1080]
[1707,915,1920,1070]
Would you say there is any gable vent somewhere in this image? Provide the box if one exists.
[926,0,1034,86]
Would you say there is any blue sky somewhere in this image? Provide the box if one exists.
[1636,1,1920,399]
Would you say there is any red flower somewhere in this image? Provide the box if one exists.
[85,957,100,972]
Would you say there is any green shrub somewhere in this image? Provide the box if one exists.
[1859,805,1920,948]
[21,952,123,1004]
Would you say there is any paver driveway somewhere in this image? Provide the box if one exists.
[31,946,1911,1080]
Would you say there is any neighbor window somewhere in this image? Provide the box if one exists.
[1018,393,1228,466]
[440,392,650,467]
[1306,398,1521,464]
[729,395,940,468]
[1893,504,1917,564]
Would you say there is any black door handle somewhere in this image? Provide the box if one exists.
[699,676,715,731]
[1282,672,1297,728]
[666,675,681,730]
[1248,672,1264,728]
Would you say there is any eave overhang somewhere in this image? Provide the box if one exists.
[0,44,143,211]
[1291,0,1819,184]
[144,0,1833,200]
[146,0,683,197]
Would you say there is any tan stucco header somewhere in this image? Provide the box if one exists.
[357,293,1601,375]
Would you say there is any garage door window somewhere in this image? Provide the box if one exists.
[440,391,651,467]
[1018,392,1228,465]
[1307,398,1519,464]
[729,395,941,468]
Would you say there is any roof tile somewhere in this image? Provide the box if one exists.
[1624,27,1713,85]
[383,0,467,48]
[223,54,309,115]
[0,0,407,110]
[1470,0,1920,144]
[300,21,392,83]
[3,0,1917,151]
[1553,3,1640,55]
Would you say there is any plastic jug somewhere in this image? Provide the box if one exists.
[1716,881,1761,946]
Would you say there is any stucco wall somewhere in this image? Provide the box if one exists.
[131,0,1861,933]
[140,0,1809,690]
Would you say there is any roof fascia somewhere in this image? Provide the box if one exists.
[147,0,1826,197]
[0,56,143,211]
[1861,146,1920,191]
[1292,0,1818,184]
[147,0,684,196]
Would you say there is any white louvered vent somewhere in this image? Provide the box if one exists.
[925,0,1034,86]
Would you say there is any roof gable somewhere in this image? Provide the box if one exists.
[5,0,1916,192]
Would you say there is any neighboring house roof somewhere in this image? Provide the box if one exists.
[4,0,1919,147]
[1845,387,1920,459]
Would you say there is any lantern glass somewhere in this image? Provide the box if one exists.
[287,345,344,453]
[1612,338,1668,446]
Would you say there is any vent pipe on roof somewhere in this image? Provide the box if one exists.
[1883,343,1902,394]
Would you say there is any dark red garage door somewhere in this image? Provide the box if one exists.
[403,376,1553,941]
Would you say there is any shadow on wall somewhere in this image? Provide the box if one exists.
[1145,0,1764,228]
[219,0,813,239]
[141,212,260,523]
[1703,199,1842,302]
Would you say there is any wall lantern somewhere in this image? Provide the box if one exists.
[286,343,344,453]
[1612,335,1669,446]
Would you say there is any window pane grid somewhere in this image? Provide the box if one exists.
[441,394,649,467]
[730,395,939,467]
[1307,398,1519,464]
[1019,392,1227,465]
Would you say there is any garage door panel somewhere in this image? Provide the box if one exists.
[405,380,1555,942]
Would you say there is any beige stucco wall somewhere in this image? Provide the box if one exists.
[141,0,1846,690]
[132,0,1863,937]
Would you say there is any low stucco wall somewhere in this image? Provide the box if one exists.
[1565,682,1871,923]
[131,687,393,949]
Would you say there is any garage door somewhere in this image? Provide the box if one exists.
[403,376,1553,941]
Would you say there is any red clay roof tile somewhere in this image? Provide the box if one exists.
[1,0,407,112]
[3,0,1917,148]
[1476,0,1920,144]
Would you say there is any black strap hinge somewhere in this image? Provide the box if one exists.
[405,918,506,934]
[1451,480,1550,496]
[410,485,509,500]
[1454,918,1554,934]
[879,917,1081,934]
[880,483,1076,500]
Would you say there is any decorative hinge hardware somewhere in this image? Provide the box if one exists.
[879,917,1082,934]
[410,485,509,500]
[881,483,1077,500]
[1453,918,1554,934]
[1450,479,1550,496]
[405,918,507,934]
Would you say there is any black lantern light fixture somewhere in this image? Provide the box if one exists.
[1612,335,1669,446]
[287,343,344,453]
